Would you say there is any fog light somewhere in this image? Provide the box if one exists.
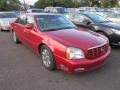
[60,64,68,72]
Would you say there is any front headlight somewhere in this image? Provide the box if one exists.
[112,29,120,35]
[66,47,85,60]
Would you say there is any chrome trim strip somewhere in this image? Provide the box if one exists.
[88,43,108,50]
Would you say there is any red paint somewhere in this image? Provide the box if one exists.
[10,14,111,73]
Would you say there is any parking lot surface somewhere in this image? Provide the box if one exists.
[0,31,120,90]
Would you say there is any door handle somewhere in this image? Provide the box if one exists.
[23,29,29,32]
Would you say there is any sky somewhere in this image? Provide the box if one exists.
[19,0,38,5]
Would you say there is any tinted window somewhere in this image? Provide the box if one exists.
[36,15,76,31]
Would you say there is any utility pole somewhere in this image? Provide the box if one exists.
[23,0,26,12]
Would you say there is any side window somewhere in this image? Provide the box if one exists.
[17,15,27,25]
[26,16,34,24]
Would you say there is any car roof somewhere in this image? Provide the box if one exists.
[79,12,98,16]
[23,13,61,16]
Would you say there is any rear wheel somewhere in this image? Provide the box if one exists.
[40,45,56,70]
[12,31,20,44]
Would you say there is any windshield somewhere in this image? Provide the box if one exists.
[0,13,17,18]
[57,8,68,14]
[88,14,110,23]
[36,15,76,31]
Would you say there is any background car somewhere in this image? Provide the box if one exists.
[105,13,120,23]
[111,8,120,13]
[10,13,111,73]
[79,7,102,12]
[0,12,17,31]
[44,7,68,14]
[27,9,44,13]
[67,8,80,13]
[67,12,120,46]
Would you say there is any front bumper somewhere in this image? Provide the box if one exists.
[55,46,111,73]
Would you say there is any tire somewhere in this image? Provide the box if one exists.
[12,31,20,44]
[40,45,56,70]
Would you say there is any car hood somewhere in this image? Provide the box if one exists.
[44,28,107,50]
[99,22,120,30]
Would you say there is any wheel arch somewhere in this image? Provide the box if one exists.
[38,43,54,54]
[96,30,109,37]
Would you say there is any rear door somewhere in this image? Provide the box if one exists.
[13,15,27,42]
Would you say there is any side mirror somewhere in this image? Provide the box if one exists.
[83,19,91,25]
[25,24,33,29]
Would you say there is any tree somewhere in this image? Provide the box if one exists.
[34,0,80,8]
[34,0,51,8]
[0,0,21,11]
[34,0,119,8]
[101,0,118,8]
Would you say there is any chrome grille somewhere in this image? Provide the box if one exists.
[86,43,109,59]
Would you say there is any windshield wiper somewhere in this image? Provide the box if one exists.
[58,27,75,29]
[43,28,58,31]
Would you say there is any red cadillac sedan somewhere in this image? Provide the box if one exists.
[10,13,111,73]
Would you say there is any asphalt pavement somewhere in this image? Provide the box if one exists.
[0,31,120,90]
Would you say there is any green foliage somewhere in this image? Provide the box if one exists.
[0,0,21,11]
[34,0,119,8]
[34,0,81,8]
[101,0,119,8]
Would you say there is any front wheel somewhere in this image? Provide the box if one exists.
[40,45,56,70]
